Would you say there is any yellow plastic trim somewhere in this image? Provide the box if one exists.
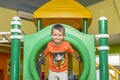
[33,0,92,18]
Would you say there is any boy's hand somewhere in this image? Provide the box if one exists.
[79,58,82,62]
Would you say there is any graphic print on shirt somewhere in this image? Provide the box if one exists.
[51,51,66,69]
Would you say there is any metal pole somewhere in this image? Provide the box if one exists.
[83,18,88,34]
[36,18,44,79]
[98,16,109,80]
[10,16,22,80]
[37,18,41,32]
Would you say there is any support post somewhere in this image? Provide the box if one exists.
[10,16,22,80]
[98,16,109,80]
[83,18,88,34]
[37,18,41,32]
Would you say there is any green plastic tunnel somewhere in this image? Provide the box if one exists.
[23,24,96,80]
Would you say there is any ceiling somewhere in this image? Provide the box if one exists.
[0,0,120,53]
[0,0,103,12]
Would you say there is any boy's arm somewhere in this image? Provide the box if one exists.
[38,53,46,62]
[71,52,81,62]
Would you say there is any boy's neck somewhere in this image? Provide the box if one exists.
[53,41,63,46]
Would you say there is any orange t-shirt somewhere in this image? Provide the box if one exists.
[44,41,74,72]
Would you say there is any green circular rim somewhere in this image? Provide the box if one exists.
[29,36,90,80]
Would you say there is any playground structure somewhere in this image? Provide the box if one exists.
[1,0,117,80]
[23,24,96,80]
[23,0,97,80]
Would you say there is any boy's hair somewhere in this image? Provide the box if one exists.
[51,24,65,35]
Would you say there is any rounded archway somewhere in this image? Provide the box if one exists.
[29,26,90,80]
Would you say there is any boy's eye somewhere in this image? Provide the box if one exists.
[52,34,57,36]
[58,34,62,36]
[52,34,62,36]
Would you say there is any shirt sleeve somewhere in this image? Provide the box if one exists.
[67,42,75,54]
[44,44,50,55]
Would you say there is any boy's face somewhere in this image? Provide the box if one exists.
[51,28,65,44]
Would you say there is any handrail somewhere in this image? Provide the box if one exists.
[109,64,120,74]
[96,62,120,80]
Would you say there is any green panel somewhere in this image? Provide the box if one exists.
[109,44,120,53]
[96,44,120,55]
[23,24,96,80]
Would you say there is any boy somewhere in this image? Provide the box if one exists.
[39,24,81,80]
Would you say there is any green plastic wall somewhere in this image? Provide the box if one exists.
[23,24,96,80]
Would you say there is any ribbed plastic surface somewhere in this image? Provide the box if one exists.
[33,0,92,18]
[33,0,92,30]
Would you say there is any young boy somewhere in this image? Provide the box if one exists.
[39,24,81,80]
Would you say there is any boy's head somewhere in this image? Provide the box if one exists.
[51,24,65,35]
[51,24,65,44]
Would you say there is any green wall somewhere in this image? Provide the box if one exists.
[109,44,120,53]
[96,44,120,55]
